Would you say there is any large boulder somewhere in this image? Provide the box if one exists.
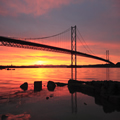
[47,81,56,91]
[20,82,28,91]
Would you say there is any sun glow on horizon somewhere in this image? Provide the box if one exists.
[35,60,45,65]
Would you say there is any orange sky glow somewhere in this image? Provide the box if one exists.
[0,0,120,65]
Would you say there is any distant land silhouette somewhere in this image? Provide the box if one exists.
[0,62,120,70]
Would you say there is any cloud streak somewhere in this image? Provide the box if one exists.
[0,0,78,16]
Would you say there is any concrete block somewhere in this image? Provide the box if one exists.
[34,81,42,92]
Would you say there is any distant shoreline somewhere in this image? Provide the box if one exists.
[0,64,120,69]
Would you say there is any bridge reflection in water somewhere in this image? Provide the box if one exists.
[0,79,120,114]
[71,92,77,113]
[45,78,120,113]
[68,79,120,113]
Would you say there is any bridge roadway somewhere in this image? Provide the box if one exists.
[0,36,114,64]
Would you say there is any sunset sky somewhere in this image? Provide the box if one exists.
[0,0,120,65]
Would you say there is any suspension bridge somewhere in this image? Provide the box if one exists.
[0,26,115,114]
[0,26,114,66]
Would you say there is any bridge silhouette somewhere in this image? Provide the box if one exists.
[0,26,114,65]
[0,26,114,114]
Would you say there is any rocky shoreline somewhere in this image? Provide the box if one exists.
[68,79,120,113]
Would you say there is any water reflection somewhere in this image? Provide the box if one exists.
[46,80,120,114]
[106,68,109,80]
[95,95,120,113]
[71,93,77,113]
[68,79,120,113]
[1,68,120,120]
[1,80,120,115]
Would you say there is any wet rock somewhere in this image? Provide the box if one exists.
[47,81,56,91]
[117,82,120,94]
[34,81,42,92]
[107,82,115,95]
[103,103,115,113]
[109,95,120,106]
[55,82,67,87]
[84,102,87,105]
[95,96,102,106]
[20,82,28,91]
[68,79,83,93]
[100,86,109,99]
[100,81,120,97]
[46,97,49,100]
[68,79,83,86]
[50,94,53,97]
[91,81,103,88]
[1,114,8,120]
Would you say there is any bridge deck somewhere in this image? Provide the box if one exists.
[0,36,114,64]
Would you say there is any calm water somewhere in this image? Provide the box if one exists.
[0,68,120,120]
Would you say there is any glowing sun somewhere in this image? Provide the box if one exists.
[35,61,44,65]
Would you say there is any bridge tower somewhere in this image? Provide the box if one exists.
[71,25,77,80]
[71,26,77,113]
[106,50,109,80]
[106,50,109,61]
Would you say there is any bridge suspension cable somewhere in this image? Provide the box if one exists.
[76,28,94,55]
[10,28,71,40]
[7,27,71,50]
[0,27,114,65]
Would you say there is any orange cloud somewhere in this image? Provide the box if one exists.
[0,46,71,65]
[0,0,77,16]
